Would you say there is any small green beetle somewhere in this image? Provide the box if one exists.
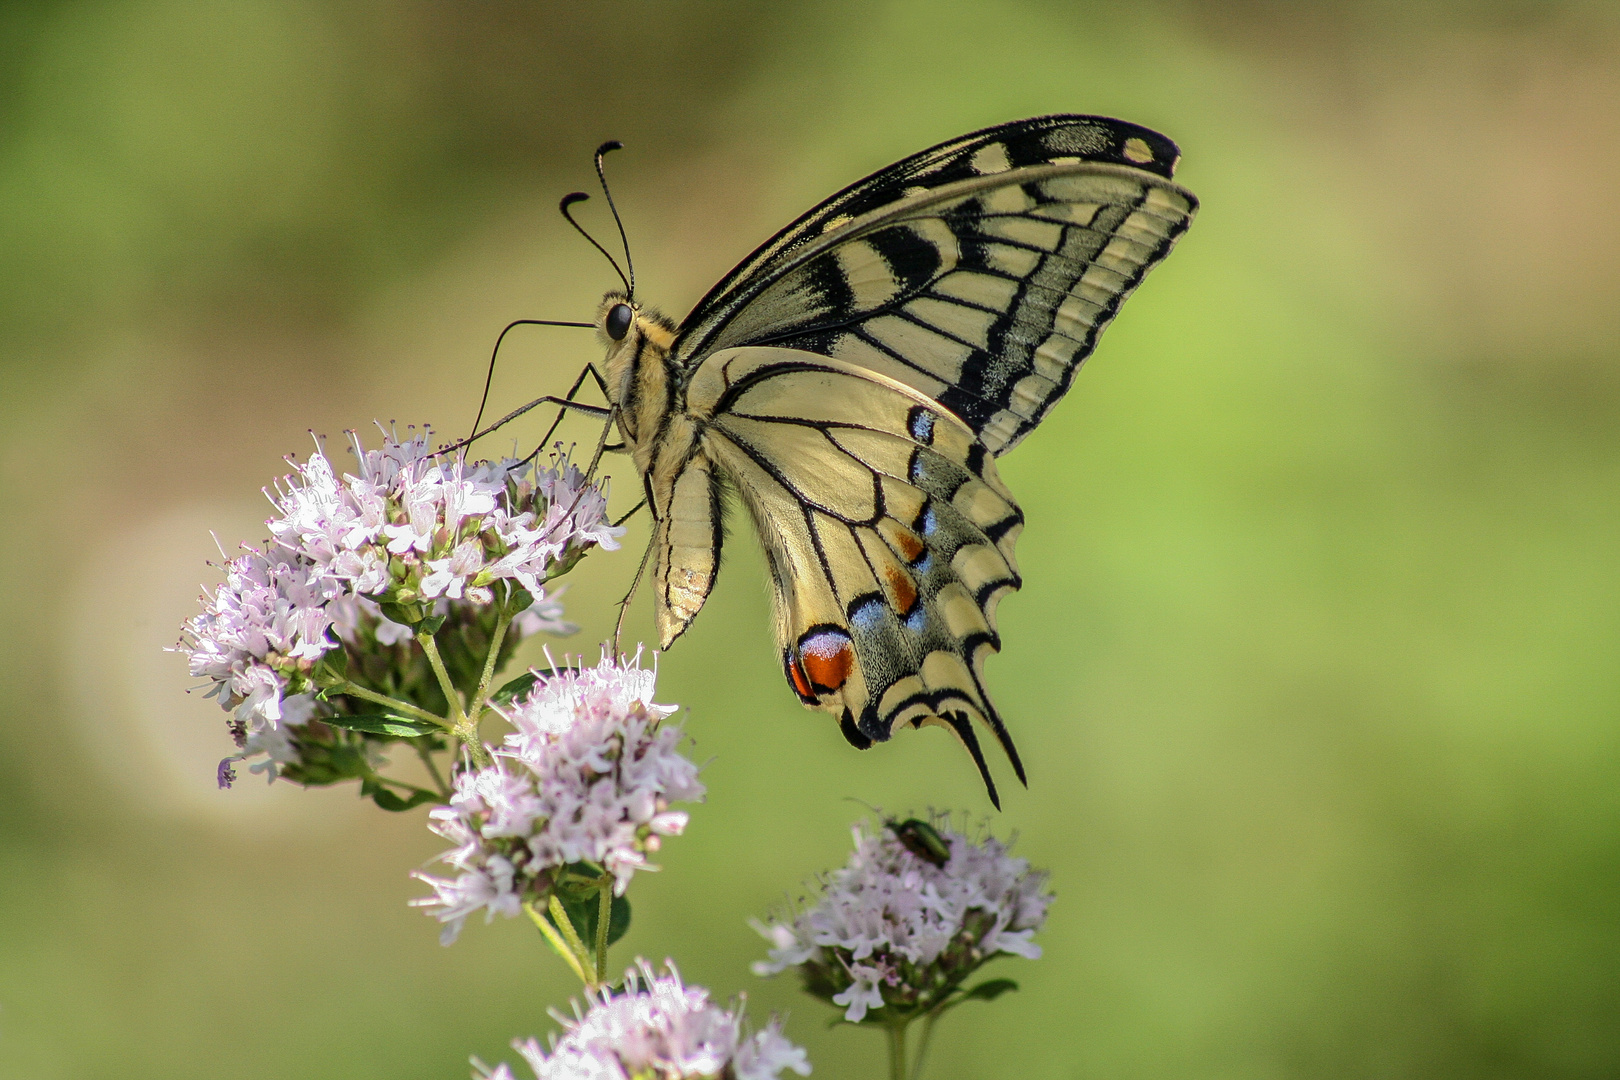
[887,816,952,869]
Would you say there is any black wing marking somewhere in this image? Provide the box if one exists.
[672,116,1196,455]
[676,114,1182,363]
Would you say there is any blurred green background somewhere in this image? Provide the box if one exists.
[3,1,1617,1077]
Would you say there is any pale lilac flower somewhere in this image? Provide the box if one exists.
[753,817,1052,1022]
[177,424,607,782]
[476,960,809,1080]
[214,692,320,788]
[178,546,342,733]
[512,585,578,639]
[413,652,704,943]
[265,427,623,611]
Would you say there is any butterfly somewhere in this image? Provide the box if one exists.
[529,115,1196,806]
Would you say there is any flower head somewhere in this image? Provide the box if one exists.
[753,815,1052,1023]
[413,652,704,943]
[175,425,610,785]
[179,546,342,730]
[266,426,622,615]
[474,960,810,1080]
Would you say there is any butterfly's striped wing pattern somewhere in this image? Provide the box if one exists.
[684,347,1025,802]
[674,117,1197,455]
[621,116,1196,802]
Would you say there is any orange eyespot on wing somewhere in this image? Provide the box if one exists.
[784,648,815,701]
[798,627,856,693]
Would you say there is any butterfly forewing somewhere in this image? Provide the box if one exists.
[674,114,1186,364]
[680,162,1195,456]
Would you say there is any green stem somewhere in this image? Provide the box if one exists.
[910,1012,939,1080]
[548,894,596,987]
[887,1022,908,1080]
[414,741,451,799]
[525,901,589,985]
[417,631,491,767]
[466,596,515,721]
[595,874,613,987]
[416,632,465,721]
[331,681,450,729]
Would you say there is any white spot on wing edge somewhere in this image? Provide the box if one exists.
[970,142,1012,175]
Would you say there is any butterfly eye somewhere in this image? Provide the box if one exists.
[605,302,634,341]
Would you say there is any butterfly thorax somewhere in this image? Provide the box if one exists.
[595,294,691,515]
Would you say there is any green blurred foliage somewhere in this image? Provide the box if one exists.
[2,1,1617,1077]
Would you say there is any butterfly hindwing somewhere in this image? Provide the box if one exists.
[684,346,1025,803]
[673,116,1197,455]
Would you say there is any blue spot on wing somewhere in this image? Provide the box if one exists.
[908,407,936,445]
[850,595,887,633]
[908,448,927,484]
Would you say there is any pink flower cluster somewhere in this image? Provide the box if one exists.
[753,818,1052,1022]
[477,961,809,1080]
[177,426,618,734]
[412,653,705,944]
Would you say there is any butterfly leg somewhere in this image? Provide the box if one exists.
[612,530,657,655]
[445,393,612,457]
[531,363,614,452]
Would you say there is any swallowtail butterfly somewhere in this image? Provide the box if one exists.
[529,116,1197,805]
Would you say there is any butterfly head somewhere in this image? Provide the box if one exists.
[595,291,677,456]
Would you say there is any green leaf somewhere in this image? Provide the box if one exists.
[282,742,372,785]
[369,786,441,812]
[958,978,1019,1003]
[604,891,631,948]
[311,649,349,688]
[491,668,560,706]
[378,601,417,627]
[544,883,632,952]
[323,713,441,737]
[416,614,447,636]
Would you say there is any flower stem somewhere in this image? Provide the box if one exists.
[909,1012,939,1080]
[595,873,613,987]
[525,900,589,985]
[332,681,450,729]
[887,1022,909,1080]
[466,595,514,721]
[417,631,490,767]
[415,631,464,720]
[414,741,451,799]
[548,894,596,988]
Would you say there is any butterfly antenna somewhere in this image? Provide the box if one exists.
[593,141,635,300]
[559,192,632,296]
[466,318,594,450]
